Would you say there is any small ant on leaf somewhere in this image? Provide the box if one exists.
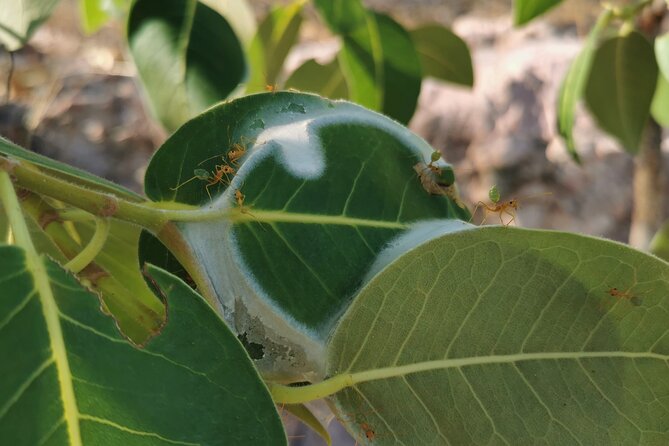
[471,186,551,226]
[170,164,236,201]
[607,287,643,306]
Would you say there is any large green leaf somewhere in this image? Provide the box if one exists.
[144,92,468,377]
[328,224,669,444]
[410,24,473,87]
[0,136,142,201]
[651,73,669,128]
[284,58,349,100]
[127,0,247,132]
[247,0,305,92]
[0,245,285,445]
[556,10,610,162]
[585,32,658,154]
[656,32,669,81]
[513,0,563,26]
[0,0,59,50]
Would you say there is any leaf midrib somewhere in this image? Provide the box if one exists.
[234,209,409,229]
[348,350,668,384]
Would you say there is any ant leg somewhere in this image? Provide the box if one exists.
[205,183,213,201]
[470,201,485,223]
[170,175,197,191]
[504,210,516,227]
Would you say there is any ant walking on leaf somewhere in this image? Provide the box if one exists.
[471,185,551,226]
[606,287,644,306]
[170,164,236,201]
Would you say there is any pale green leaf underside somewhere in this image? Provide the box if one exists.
[0,246,284,445]
[328,226,669,445]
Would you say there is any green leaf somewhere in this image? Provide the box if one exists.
[513,0,563,26]
[650,220,669,262]
[248,0,305,91]
[0,0,59,50]
[335,11,422,123]
[651,73,669,128]
[200,0,256,46]
[337,15,383,111]
[373,13,422,124]
[144,92,468,375]
[0,246,285,444]
[283,404,332,446]
[655,32,669,81]
[315,0,423,122]
[79,0,109,34]
[127,0,247,132]
[585,32,658,154]
[556,10,610,163]
[313,0,367,34]
[328,224,669,444]
[0,136,142,202]
[73,219,167,345]
[410,24,473,87]
[284,58,349,99]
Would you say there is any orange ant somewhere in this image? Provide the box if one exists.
[607,287,643,306]
[471,187,551,226]
[170,164,235,201]
[198,135,253,167]
[265,84,277,92]
[359,422,375,443]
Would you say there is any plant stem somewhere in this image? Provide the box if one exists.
[0,171,31,247]
[1,157,166,232]
[629,119,666,249]
[64,217,110,273]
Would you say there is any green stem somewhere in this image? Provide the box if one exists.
[2,157,166,232]
[0,171,32,247]
[64,217,110,273]
[58,208,96,222]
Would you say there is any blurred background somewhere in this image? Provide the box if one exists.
[0,1,667,443]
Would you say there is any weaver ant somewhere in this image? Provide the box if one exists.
[170,164,236,201]
[198,135,254,168]
[471,186,551,226]
[607,287,643,306]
